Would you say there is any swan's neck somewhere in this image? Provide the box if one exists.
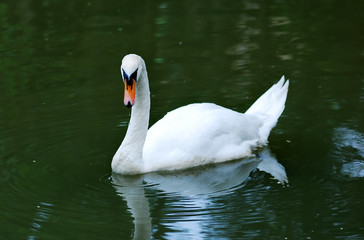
[112,67,150,174]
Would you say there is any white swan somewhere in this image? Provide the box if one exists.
[112,54,289,175]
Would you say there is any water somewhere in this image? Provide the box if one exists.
[1,0,363,239]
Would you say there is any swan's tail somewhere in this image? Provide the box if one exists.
[245,76,289,144]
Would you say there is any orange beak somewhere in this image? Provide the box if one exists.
[124,79,136,108]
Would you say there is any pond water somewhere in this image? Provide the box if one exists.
[1,0,363,239]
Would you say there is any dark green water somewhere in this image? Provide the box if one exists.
[1,0,363,239]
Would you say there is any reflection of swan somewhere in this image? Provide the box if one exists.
[112,54,289,174]
[145,149,287,195]
[112,175,151,240]
[112,149,287,239]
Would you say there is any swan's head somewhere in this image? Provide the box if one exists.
[120,54,145,108]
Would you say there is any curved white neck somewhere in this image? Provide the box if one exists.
[112,66,150,174]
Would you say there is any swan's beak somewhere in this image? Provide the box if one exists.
[124,79,136,108]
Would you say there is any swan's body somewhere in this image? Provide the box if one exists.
[112,54,289,175]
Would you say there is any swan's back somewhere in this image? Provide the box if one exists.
[143,103,263,172]
[142,77,289,173]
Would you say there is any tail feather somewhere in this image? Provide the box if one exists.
[245,76,289,144]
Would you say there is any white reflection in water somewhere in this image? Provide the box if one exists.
[333,127,364,178]
[341,161,364,178]
[28,202,54,240]
[112,149,287,239]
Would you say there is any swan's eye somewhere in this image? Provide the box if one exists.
[122,68,138,83]
[130,68,138,82]
[122,69,128,82]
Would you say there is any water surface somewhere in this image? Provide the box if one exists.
[1,0,363,239]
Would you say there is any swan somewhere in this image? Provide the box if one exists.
[112,54,289,175]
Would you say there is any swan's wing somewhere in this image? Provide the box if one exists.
[143,103,263,172]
